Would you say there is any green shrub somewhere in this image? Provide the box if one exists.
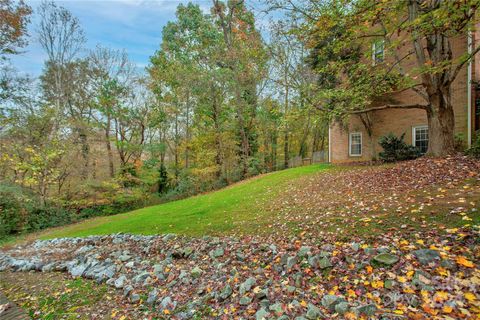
[378,133,422,162]
[27,207,74,231]
[0,183,76,239]
[0,184,27,237]
[466,131,480,158]
[158,163,169,194]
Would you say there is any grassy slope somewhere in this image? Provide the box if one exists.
[40,164,331,239]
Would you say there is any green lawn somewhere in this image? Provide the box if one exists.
[40,164,331,239]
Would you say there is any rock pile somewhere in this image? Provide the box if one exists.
[0,230,478,319]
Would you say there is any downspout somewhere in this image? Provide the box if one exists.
[328,124,332,163]
[467,28,473,147]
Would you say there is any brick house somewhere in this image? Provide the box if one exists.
[328,30,480,163]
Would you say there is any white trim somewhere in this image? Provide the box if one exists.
[328,125,331,162]
[412,125,428,151]
[349,132,362,157]
[372,39,385,65]
[467,29,473,147]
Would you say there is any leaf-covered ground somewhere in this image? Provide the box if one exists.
[0,271,145,319]
[1,156,479,319]
[264,156,480,239]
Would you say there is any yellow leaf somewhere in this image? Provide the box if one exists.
[394,310,404,315]
[371,280,384,289]
[434,291,448,302]
[397,276,407,283]
[443,305,453,313]
[456,256,475,268]
[465,292,476,302]
[119,316,126,320]
[436,267,449,277]
[300,300,308,307]
[366,265,373,274]
[403,286,415,294]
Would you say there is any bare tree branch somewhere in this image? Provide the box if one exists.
[349,103,428,114]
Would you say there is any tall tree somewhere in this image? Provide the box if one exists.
[212,0,268,177]
[0,0,31,58]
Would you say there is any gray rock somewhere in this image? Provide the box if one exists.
[153,264,164,273]
[162,234,175,241]
[355,304,377,317]
[255,288,268,300]
[114,275,127,289]
[219,284,232,300]
[147,289,158,305]
[298,246,311,258]
[321,295,344,311]
[123,285,133,297]
[211,247,225,258]
[269,302,283,314]
[308,255,319,268]
[413,249,440,265]
[179,270,188,279]
[335,302,350,315]
[318,257,332,269]
[118,254,131,262]
[236,252,246,261]
[306,303,322,319]
[130,293,140,303]
[160,296,175,310]
[286,256,297,269]
[373,253,399,265]
[70,264,87,277]
[133,271,150,284]
[240,296,252,305]
[351,242,360,252]
[182,247,194,258]
[191,266,203,278]
[240,277,256,295]
[260,299,270,309]
[255,308,270,320]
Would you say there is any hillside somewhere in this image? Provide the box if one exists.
[38,164,332,239]
[1,156,479,319]
[37,156,480,241]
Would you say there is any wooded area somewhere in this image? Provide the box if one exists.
[1,0,479,238]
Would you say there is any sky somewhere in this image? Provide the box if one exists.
[12,0,270,76]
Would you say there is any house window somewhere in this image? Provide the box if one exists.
[349,132,362,156]
[372,39,385,64]
[413,125,428,154]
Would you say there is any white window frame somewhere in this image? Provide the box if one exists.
[349,132,362,157]
[372,39,385,65]
[412,125,428,152]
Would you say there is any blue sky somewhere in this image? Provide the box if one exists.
[13,0,269,76]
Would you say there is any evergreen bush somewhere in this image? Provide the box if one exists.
[378,133,422,162]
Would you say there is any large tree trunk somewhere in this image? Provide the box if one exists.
[283,130,289,168]
[212,87,223,178]
[426,90,456,156]
[105,116,115,178]
[78,128,89,180]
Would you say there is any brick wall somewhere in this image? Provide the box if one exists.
[330,33,473,163]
